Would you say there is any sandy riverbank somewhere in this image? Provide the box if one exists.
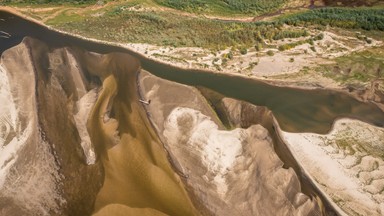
[279,118,384,216]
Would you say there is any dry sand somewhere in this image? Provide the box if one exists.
[280,118,384,216]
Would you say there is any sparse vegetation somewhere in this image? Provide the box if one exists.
[320,46,384,83]
[273,29,309,40]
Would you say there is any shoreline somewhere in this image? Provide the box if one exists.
[277,117,384,215]
[1,7,383,111]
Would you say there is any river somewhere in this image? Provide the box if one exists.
[1,10,383,134]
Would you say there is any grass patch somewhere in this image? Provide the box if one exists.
[46,9,85,25]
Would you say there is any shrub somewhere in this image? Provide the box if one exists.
[255,43,263,51]
[313,33,324,40]
[310,46,316,52]
[227,51,233,59]
[266,50,274,56]
[239,47,248,55]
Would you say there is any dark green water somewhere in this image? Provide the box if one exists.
[144,65,384,133]
[1,10,383,134]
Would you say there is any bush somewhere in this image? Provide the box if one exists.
[266,50,274,56]
[255,43,263,51]
[310,46,316,52]
[239,47,248,55]
[313,33,324,40]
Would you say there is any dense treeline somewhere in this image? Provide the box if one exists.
[220,0,286,14]
[154,0,287,15]
[277,8,384,31]
[272,29,309,40]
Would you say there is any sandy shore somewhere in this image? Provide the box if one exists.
[279,118,384,216]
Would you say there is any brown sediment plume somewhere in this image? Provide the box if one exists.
[0,37,199,215]
[77,50,199,216]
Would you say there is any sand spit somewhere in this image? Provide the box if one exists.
[139,71,322,216]
[0,41,65,215]
[281,119,384,216]
[0,37,104,215]
[74,88,98,165]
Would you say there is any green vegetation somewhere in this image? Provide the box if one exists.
[272,29,309,40]
[277,7,384,31]
[154,0,288,15]
[255,43,263,51]
[320,46,384,83]
[277,33,323,51]
[5,0,384,52]
[49,7,318,49]
[239,47,248,55]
